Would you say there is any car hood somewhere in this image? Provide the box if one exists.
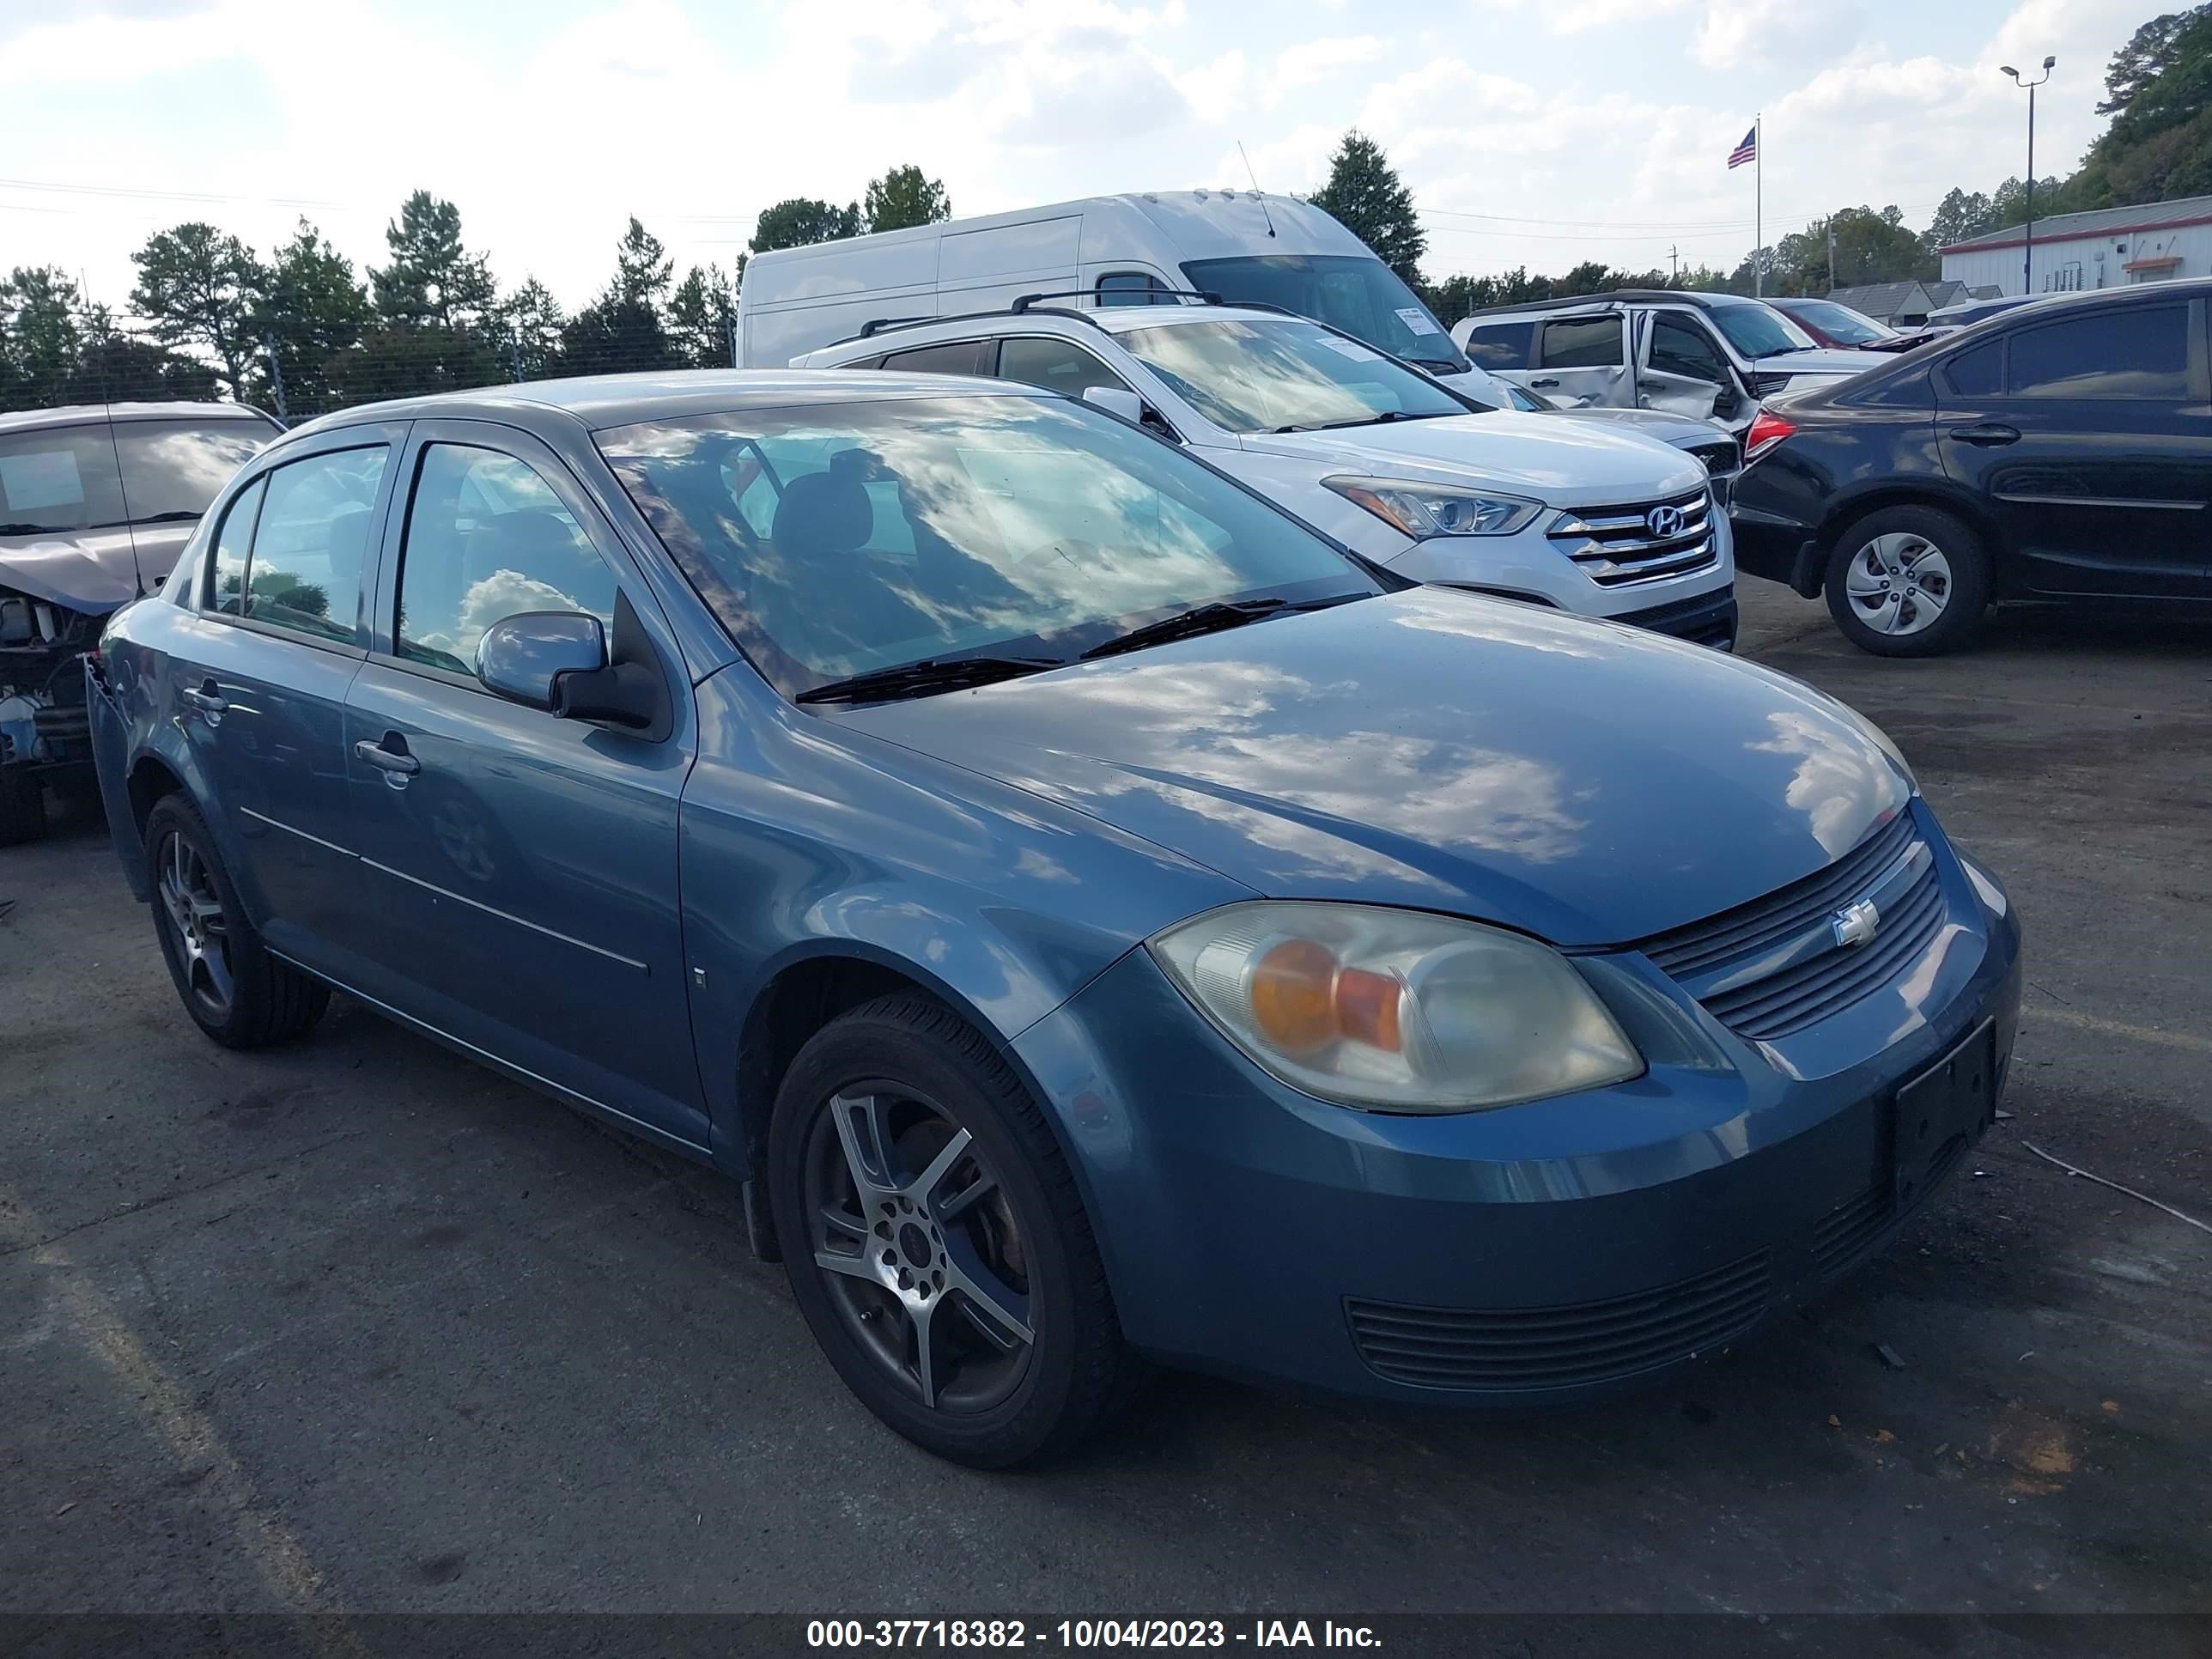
[836,589,1911,946]
[1753,348,1878,379]
[1238,410,1706,506]
[0,524,191,614]
[1546,406,1730,448]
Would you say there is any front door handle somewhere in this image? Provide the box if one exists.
[1946,422,2021,447]
[181,679,227,724]
[354,734,422,780]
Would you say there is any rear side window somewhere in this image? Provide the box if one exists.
[996,337,1134,401]
[396,444,617,678]
[1942,339,2002,398]
[1462,321,1533,369]
[240,447,387,643]
[1097,272,1174,307]
[207,477,266,612]
[1541,316,1622,369]
[2007,306,2190,399]
[0,423,126,534]
[880,340,989,375]
[113,420,270,524]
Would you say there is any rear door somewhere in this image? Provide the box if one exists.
[174,433,397,964]
[341,420,704,1144]
[1937,298,2209,597]
[1529,310,1630,407]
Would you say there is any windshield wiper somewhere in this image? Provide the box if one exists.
[794,654,1064,706]
[0,522,62,536]
[1080,593,1370,662]
[1272,410,1449,434]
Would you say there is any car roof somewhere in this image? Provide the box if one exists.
[1465,289,1759,321]
[281,369,1042,441]
[0,400,278,436]
[809,304,1321,362]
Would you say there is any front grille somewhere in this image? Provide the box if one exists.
[1809,1184,1891,1278]
[1685,439,1741,477]
[1640,811,1950,1041]
[1346,1252,1771,1392]
[1548,487,1717,587]
[1614,588,1737,650]
[1753,371,1795,397]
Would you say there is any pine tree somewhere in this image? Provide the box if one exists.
[129,224,265,395]
[1308,131,1427,287]
[250,219,371,417]
[668,265,737,368]
[750,198,863,253]
[371,191,495,331]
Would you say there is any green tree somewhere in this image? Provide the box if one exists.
[1923,187,1999,255]
[1307,130,1426,287]
[129,223,265,395]
[611,217,673,309]
[497,277,567,380]
[750,198,863,253]
[2099,3,2209,113]
[371,190,496,331]
[553,219,685,376]
[668,264,737,367]
[1,267,86,408]
[64,305,221,404]
[250,219,371,418]
[864,165,951,234]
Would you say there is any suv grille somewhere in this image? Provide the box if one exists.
[1638,811,1949,1041]
[1346,1252,1771,1392]
[1547,487,1717,587]
[1753,371,1796,397]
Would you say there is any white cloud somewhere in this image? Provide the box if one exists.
[1268,35,1385,104]
[1695,0,1869,70]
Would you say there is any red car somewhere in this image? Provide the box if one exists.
[1766,297,1924,352]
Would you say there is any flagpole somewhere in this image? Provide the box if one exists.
[1754,113,1763,298]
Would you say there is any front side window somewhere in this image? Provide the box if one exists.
[2006,307,2190,399]
[112,420,272,525]
[1540,316,1622,369]
[396,444,617,678]
[1182,254,1467,372]
[238,447,386,642]
[996,336,1134,401]
[1649,315,1727,383]
[0,424,126,535]
[597,395,1376,696]
[1115,319,1469,435]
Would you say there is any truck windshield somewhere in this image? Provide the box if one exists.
[1118,319,1474,436]
[1709,303,1820,359]
[1182,255,1468,373]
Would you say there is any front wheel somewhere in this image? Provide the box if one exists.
[768,993,1143,1468]
[1824,506,1991,657]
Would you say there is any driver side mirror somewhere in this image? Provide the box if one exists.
[476,611,607,712]
[1081,385,1145,424]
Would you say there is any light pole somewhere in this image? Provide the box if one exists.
[2001,57,2056,295]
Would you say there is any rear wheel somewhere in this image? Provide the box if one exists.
[0,769,44,846]
[769,993,1143,1468]
[1824,506,1991,657]
[144,795,329,1048]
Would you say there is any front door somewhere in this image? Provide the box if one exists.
[1938,296,2210,599]
[1638,310,1732,422]
[169,434,399,966]
[341,421,705,1146]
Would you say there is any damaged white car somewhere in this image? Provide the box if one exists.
[1,403,277,842]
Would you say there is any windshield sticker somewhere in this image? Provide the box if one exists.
[0,450,86,514]
[1395,307,1443,336]
[1314,335,1384,362]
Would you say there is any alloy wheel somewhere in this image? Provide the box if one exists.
[156,830,235,1018]
[1845,532,1952,637]
[803,1085,1036,1413]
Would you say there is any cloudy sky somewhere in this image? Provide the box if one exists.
[0,0,2151,315]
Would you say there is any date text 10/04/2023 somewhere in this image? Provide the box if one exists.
[805,1620,1383,1648]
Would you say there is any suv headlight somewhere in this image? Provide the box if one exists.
[1148,902,1643,1113]
[1322,477,1543,539]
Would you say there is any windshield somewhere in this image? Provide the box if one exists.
[1708,301,1820,359]
[113,420,271,520]
[1118,319,1472,435]
[1784,301,1893,345]
[1182,254,1468,372]
[596,395,1376,698]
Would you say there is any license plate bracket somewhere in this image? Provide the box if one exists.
[1892,1019,1997,1209]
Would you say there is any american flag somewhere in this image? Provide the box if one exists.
[1728,125,1758,169]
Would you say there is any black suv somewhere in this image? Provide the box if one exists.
[1729,279,2210,655]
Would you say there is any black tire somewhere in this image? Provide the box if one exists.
[0,768,45,847]
[1824,505,1992,658]
[768,992,1144,1468]
[144,793,330,1049]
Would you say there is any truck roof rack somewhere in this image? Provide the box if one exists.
[1463,289,1741,320]
[1009,286,1221,311]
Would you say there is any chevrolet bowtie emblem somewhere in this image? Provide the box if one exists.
[1832,898,1881,949]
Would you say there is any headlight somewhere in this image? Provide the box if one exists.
[1148,902,1644,1113]
[1322,476,1544,539]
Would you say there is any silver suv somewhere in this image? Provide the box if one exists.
[1454,290,1877,434]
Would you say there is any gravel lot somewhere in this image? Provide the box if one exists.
[3,581,2207,1638]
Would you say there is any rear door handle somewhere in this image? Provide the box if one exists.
[354,735,422,778]
[181,679,227,720]
[1946,422,2021,447]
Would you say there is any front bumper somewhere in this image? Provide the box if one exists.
[1384,507,1737,633]
[1013,818,2021,1407]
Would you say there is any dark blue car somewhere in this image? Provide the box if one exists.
[88,372,2022,1467]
